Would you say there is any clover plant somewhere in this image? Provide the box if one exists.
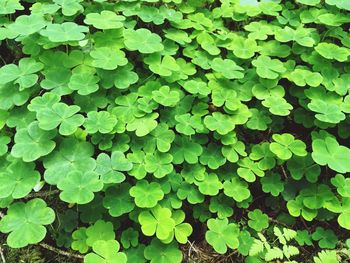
[1,0,350,262]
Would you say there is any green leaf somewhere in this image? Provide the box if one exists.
[315,42,350,62]
[265,247,284,262]
[139,205,175,240]
[274,26,315,47]
[237,157,264,182]
[300,184,333,210]
[90,47,128,70]
[288,68,323,87]
[0,199,55,248]
[0,0,24,14]
[69,69,100,95]
[57,170,103,204]
[204,112,235,135]
[84,240,127,263]
[209,194,234,219]
[338,198,350,230]
[40,22,88,42]
[183,79,211,96]
[86,220,115,246]
[250,143,276,170]
[144,239,182,263]
[222,141,246,163]
[248,209,269,232]
[145,54,180,76]
[205,218,240,254]
[43,138,96,185]
[112,64,139,89]
[200,143,226,170]
[149,123,175,153]
[0,135,10,156]
[103,184,134,217]
[312,136,350,173]
[171,136,203,164]
[145,151,173,178]
[314,250,339,263]
[129,180,164,208]
[126,113,158,137]
[96,151,132,184]
[175,114,203,136]
[230,37,259,59]
[331,174,350,198]
[262,96,293,116]
[296,0,320,5]
[37,102,85,136]
[84,111,117,134]
[326,0,350,10]
[71,228,89,253]
[121,228,139,249]
[210,58,244,79]
[260,173,284,196]
[84,11,125,29]
[152,86,181,107]
[246,108,272,130]
[197,173,223,196]
[0,58,43,89]
[311,227,338,249]
[0,159,40,199]
[287,155,321,182]
[171,210,193,244]
[270,133,307,160]
[177,183,204,204]
[252,55,286,79]
[11,121,56,162]
[124,28,164,54]
[8,14,48,37]
[308,100,345,124]
[223,177,251,202]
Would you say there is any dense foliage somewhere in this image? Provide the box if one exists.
[1,0,350,262]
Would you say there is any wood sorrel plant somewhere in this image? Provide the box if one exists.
[0,0,350,262]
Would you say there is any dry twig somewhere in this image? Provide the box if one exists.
[25,190,60,199]
[39,243,84,259]
[0,245,6,263]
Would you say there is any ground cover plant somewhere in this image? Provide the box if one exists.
[0,0,350,262]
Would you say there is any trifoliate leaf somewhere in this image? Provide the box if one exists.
[252,55,286,79]
[205,218,240,254]
[315,42,350,62]
[0,199,55,248]
[90,47,128,70]
[312,136,350,173]
[37,102,85,136]
[270,133,307,160]
[248,209,269,232]
[139,205,175,240]
[0,159,40,199]
[84,111,117,134]
[84,11,125,29]
[124,28,164,54]
[40,22,88,42]
[11,121,56,162]
[84,240,127,263]
[129,180,164,208]
[210,58,244,79]
[57,170,103,204]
